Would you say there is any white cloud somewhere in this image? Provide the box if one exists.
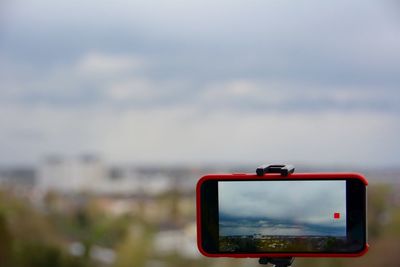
[1,0,400,169]
[76,52,146,75]
[0,51,399,166]
[1,97,399,166]
[106,79,155,101]
[219,180,346,225]
[200,79,397,112]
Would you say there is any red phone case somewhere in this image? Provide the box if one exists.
[196,172,369,258]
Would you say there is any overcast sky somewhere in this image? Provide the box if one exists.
[1,0,400,166]
[219,180,346,236]
[219,181,346,224]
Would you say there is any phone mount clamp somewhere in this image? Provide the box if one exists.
[256,164,295,177]
[256,164,295,267]
[258,257,294,267]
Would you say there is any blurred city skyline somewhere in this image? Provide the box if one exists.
[1,0,400,167]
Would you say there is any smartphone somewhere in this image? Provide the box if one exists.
[196,173,368,257]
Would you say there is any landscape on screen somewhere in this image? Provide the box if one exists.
[218,181,347,252]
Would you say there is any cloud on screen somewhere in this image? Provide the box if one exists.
[218,181,346,228]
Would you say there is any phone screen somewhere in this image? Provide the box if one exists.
[218,180,347,252]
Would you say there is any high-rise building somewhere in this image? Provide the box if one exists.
[37,155,106,193]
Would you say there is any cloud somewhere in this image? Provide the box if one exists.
[1,0,400,166]
[200,80,399,113]
[76,52,145,75]
[0,50,400,166]
[219,181,346,226]
[1,98,399,166]
[218,180,347,236]
[2,0,400,86]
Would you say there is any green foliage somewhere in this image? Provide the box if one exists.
[1,182,400,267]
[0,191,93,267]
[0,212,13,267]
[367,184,391,239]
[114,224,153,267]
[12,241,91,267]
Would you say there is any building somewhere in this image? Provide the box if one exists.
[37,155,107,193]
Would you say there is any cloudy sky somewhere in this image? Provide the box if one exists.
[1,0,400,166]
[219,180,346,236]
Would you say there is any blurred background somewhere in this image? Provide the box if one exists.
[1,0,400,266]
